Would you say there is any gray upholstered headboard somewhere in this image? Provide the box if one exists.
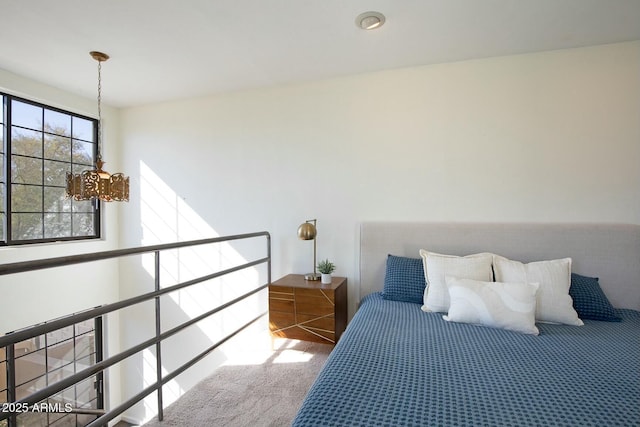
[359,223,640,310]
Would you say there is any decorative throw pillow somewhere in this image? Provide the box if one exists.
[570,273,621,322]
[444,277,540,335]
[419,250,493,313]
[382,255,426,304]
[493,255,583,326]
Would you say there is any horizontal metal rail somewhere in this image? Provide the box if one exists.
[0,255,268,346]
[0,231,269,276]
[0,231,271,427]
[3,281,269,410]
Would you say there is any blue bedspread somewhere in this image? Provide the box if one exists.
[293,293,640,427]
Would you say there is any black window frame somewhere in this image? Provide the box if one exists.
[1,92,101,246]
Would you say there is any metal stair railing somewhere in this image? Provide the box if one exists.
[0,231,271,427]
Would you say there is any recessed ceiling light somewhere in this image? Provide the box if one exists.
[355,11,385,30]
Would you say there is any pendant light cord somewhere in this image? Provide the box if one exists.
[96,58,103,162]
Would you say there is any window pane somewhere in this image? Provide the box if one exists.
[11,127,42,157]
[74,376,98,412]
[11,99,42,131]
[12,156,43,185]
[77,319,94,335]
[69,163,90,175]
[12,184,42,212]
[11,213,43,239]
[44,134,71,161]
[44,187,70,212]
[72,116,95,142]
[44,159,68,187]
[72,199,94,213]
[0,212,5,242]
[0,179,4,240]
[16,411,47,426]
[0,363,5,402]
[47,326,73,346]
[45,212,71,238]
[75,335,95,361]
[73,213,95,236]
[15,347,46,384]
[72,139,95,165]
[44,109,71,137]
[32,335,46,352]
[48,364,73,386]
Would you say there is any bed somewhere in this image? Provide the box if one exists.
[292,223,640,426]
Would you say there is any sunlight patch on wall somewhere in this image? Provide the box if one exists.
[139,160,260,335]
[127,161,268,422]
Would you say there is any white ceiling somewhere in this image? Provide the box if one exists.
[1,0,639,108]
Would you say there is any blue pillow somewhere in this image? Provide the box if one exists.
[569,273,621,322]
[382,255,426,304]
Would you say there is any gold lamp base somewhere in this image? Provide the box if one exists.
[298,219,320,282]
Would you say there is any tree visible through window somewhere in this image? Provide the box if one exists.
[1,93,100,245]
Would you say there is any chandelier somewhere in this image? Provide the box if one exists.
[66,51,129,202]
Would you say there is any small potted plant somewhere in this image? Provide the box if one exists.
[317,259,336,284]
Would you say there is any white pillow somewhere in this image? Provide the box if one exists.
[419,250,493,313]
[444,276,540,335]
[493,255,583,326]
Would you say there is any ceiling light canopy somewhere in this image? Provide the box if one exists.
[356,11,385,30]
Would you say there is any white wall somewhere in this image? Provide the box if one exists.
[121,40,640,310]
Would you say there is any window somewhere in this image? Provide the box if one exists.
[1,316,104,426]
[1,93,100,245]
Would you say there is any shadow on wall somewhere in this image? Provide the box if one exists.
[117,161,269,424]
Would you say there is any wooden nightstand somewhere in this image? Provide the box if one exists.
[269,274,347,345]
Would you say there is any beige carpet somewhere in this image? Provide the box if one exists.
[142,339,332,427]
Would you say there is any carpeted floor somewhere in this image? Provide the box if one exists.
[142,339,332,427]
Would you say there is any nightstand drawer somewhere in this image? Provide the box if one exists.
[296,287,335,301]
[269,297,294,313]
[296,294,334,316]
[268,274,347,345]
[269,285,294,295]
[269,311,295,330]
[297,313,334,331]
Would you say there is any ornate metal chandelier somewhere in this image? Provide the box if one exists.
[66,51,129,202]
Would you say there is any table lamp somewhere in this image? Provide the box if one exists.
[298,219,320,280]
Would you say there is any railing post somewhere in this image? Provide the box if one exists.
[267,234,272,284]
[6,344,17,427]
[154,250,164,422]
[95,316,105,415]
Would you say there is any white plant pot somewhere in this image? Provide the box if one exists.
[321,273,332,284]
